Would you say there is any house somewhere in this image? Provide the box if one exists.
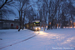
[0,19,20,29]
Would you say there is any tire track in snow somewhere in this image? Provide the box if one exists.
[0,31,40,49]
[0,32,35,45]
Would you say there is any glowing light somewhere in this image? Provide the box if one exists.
[73,22,75,25]
[70,27,72,28]
[36,22,39,23]
[34,31,63,40]
[49,22,51,25]
[39,31,48,36]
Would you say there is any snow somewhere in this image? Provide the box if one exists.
[0,29,37,50]
[0,28,75,50]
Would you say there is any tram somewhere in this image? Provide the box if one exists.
[25,20,41,31]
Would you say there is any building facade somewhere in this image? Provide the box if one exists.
[0,19,20,29]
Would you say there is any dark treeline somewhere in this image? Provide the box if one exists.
[0,0,75,30]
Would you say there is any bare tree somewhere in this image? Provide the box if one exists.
[0,0,16,19]
[59,0,75,28]
[16,0,30,31]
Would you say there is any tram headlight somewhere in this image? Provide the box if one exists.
[35,27,37,30]
[34,27,41,30]
[38,27,40,30]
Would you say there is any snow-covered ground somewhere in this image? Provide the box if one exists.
[0,28,75,50]
[0,29,38,50]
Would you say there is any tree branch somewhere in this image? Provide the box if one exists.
[0,0,8,9]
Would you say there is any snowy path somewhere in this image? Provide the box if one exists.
[0,29,39,50]
[0,28,75,50]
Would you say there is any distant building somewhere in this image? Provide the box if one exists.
[0,19,20,29]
